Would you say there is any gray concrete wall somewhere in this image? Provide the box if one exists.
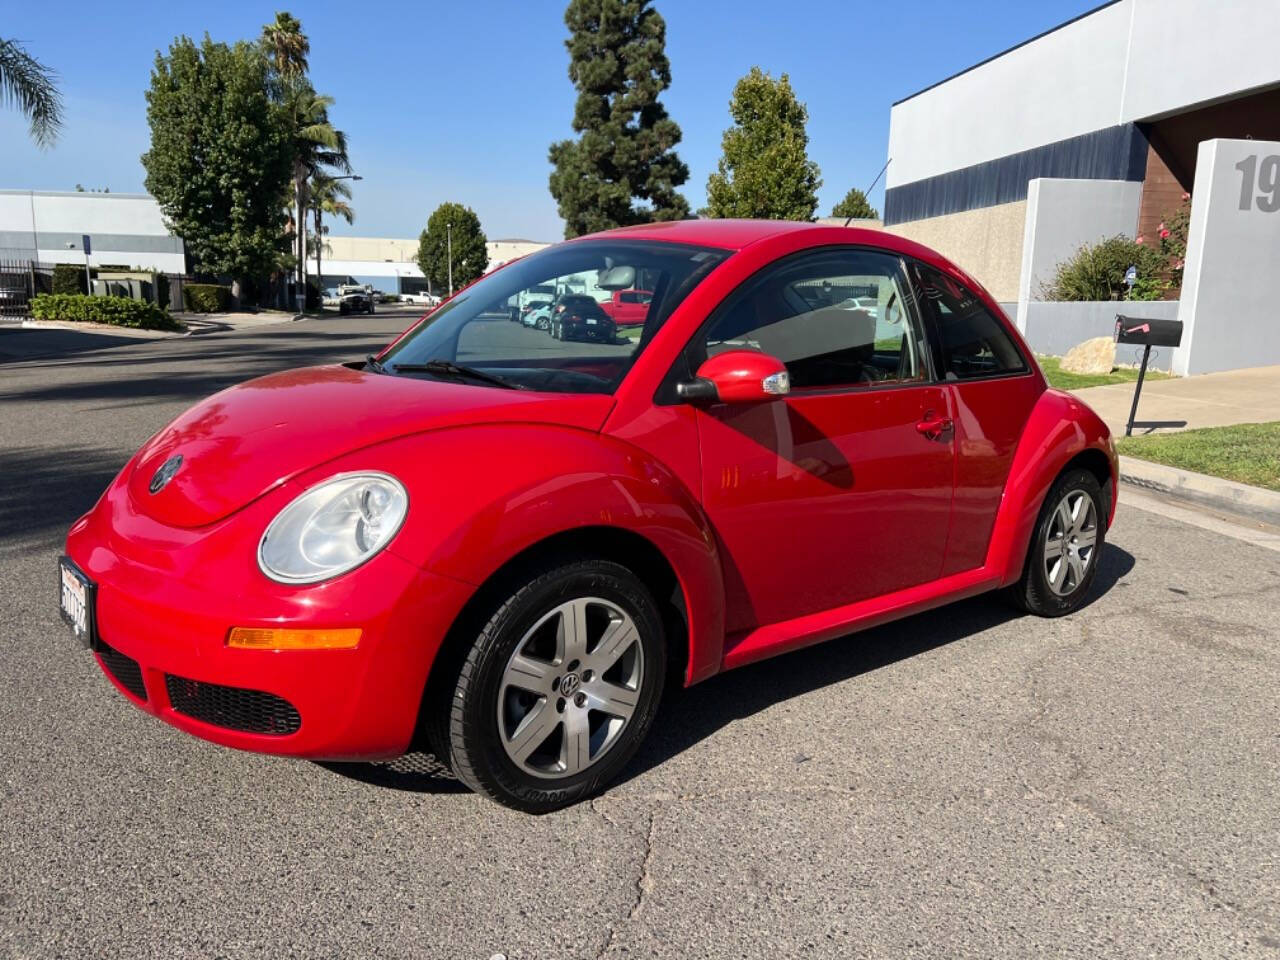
[1022,300,1182,372]
[1175,138,1280,375]
[1016,178,1143,332]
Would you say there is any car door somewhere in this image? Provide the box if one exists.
[687,247,956,633]
[910,261,1041,575]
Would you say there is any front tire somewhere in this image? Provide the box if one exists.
[1010,467,1106,616]
[438,560,665,813]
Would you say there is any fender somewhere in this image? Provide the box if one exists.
[297,423,725,685]
[985,388,1117,586]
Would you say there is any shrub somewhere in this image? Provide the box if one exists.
[52,263,86,295]
[1151,193,1191,294]
[1039,235,1167,302]
[182,283,232,312]
[29,293,179,330]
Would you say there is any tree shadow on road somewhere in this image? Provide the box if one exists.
[0,444,126,548]
[320,544,1135,797]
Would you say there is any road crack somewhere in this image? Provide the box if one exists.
[593,802,658,959]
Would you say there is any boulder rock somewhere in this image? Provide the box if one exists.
[1060,336,1116,376]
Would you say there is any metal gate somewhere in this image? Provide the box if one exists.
[0,259,42,319]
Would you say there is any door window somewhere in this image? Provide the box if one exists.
[911,263,1026,380]
[697,249,929,390]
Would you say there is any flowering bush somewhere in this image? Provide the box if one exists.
[1158,193,1191,291]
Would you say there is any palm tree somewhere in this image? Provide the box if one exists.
[309,173,355,287]
[282,82,350,292]
[0,37,62,147]
[260,12,309,80]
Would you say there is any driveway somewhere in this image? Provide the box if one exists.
[1,315,1277,958]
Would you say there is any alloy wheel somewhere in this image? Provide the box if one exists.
[1043,490,1097,596]
[496,597,644,779]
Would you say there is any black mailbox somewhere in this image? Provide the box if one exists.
[1113,314,1182,437]
[1114,315,1183,348]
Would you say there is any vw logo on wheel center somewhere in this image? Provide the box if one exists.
[149,454,183,494]
[559,673,580,697]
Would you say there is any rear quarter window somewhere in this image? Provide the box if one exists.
[912,263,1026,380]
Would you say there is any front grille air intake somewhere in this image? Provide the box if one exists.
[164,675,301,736]
[98,640,147,701]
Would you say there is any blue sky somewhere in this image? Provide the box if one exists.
[1,0,1094,241]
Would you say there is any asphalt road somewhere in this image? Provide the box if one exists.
[1,313,1277,958]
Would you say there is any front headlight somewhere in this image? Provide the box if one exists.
[258,472,408,584]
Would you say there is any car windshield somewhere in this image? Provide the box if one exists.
[378,239,728,394]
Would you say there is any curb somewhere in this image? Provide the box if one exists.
[20,318,185,339]
[1119,455,1280,525]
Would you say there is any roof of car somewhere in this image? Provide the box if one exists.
[569,218,991,301]
[573,218,941,260]
[579,218,819,251]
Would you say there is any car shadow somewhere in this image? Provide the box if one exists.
[316,751,470,795]
[626,547,1136,785]
[320,543,1135,797]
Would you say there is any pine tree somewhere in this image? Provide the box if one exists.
[705,67,822,221]
[831,187,878,221]
[548,0,689,238]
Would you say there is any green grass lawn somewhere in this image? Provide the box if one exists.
[1117,421,1280,491]
[1037,355,1173,391]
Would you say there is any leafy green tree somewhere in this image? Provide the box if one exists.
[0,37,62,147]
[705,67,822,221]
[416,203,488,295]
[142,35,292,295]
[309,172,354,283]
[831,187,878,221]
[548,0,690,238]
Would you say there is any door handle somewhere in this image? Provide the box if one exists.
[916,414,953,439]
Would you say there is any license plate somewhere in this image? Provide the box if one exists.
[58,556,95,647]
[586,318,597,325]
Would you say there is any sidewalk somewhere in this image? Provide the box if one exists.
[169,309,302,331]
[1070,363,1280,436]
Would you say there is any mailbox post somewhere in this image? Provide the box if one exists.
[1114,315,1184,437]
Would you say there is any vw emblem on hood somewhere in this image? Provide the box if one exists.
[149,454,183,494]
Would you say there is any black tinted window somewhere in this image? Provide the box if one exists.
[697,249,930,390]
[913,263,1026,380]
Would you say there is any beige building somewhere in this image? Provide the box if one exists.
[319,235,551,293]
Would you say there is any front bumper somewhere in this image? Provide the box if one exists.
[65,465,475,760]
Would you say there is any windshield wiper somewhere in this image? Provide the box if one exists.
[365,354,386,374]
[388,359,523,390]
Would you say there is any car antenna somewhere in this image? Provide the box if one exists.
[844,157,891,228]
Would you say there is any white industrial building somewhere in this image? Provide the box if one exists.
[0,190,186,273]
[0,189,548,295]
[883,0,1280,374]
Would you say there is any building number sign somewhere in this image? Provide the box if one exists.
[1235,155,1280,212]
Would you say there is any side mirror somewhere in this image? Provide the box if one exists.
[677,349,790,403]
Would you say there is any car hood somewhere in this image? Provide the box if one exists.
[128,364,615,528]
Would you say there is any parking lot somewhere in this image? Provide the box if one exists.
[1,314,1278,958]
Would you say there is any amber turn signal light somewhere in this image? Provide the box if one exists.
[227,627,362,650]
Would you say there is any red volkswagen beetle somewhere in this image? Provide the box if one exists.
[60,220,1115,812]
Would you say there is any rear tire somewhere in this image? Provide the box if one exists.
[433,559,665,813]
[1009,467,1106,617]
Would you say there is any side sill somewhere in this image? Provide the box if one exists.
[720,566,1001,672]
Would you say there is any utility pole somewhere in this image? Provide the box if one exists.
[447,222,454,296]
